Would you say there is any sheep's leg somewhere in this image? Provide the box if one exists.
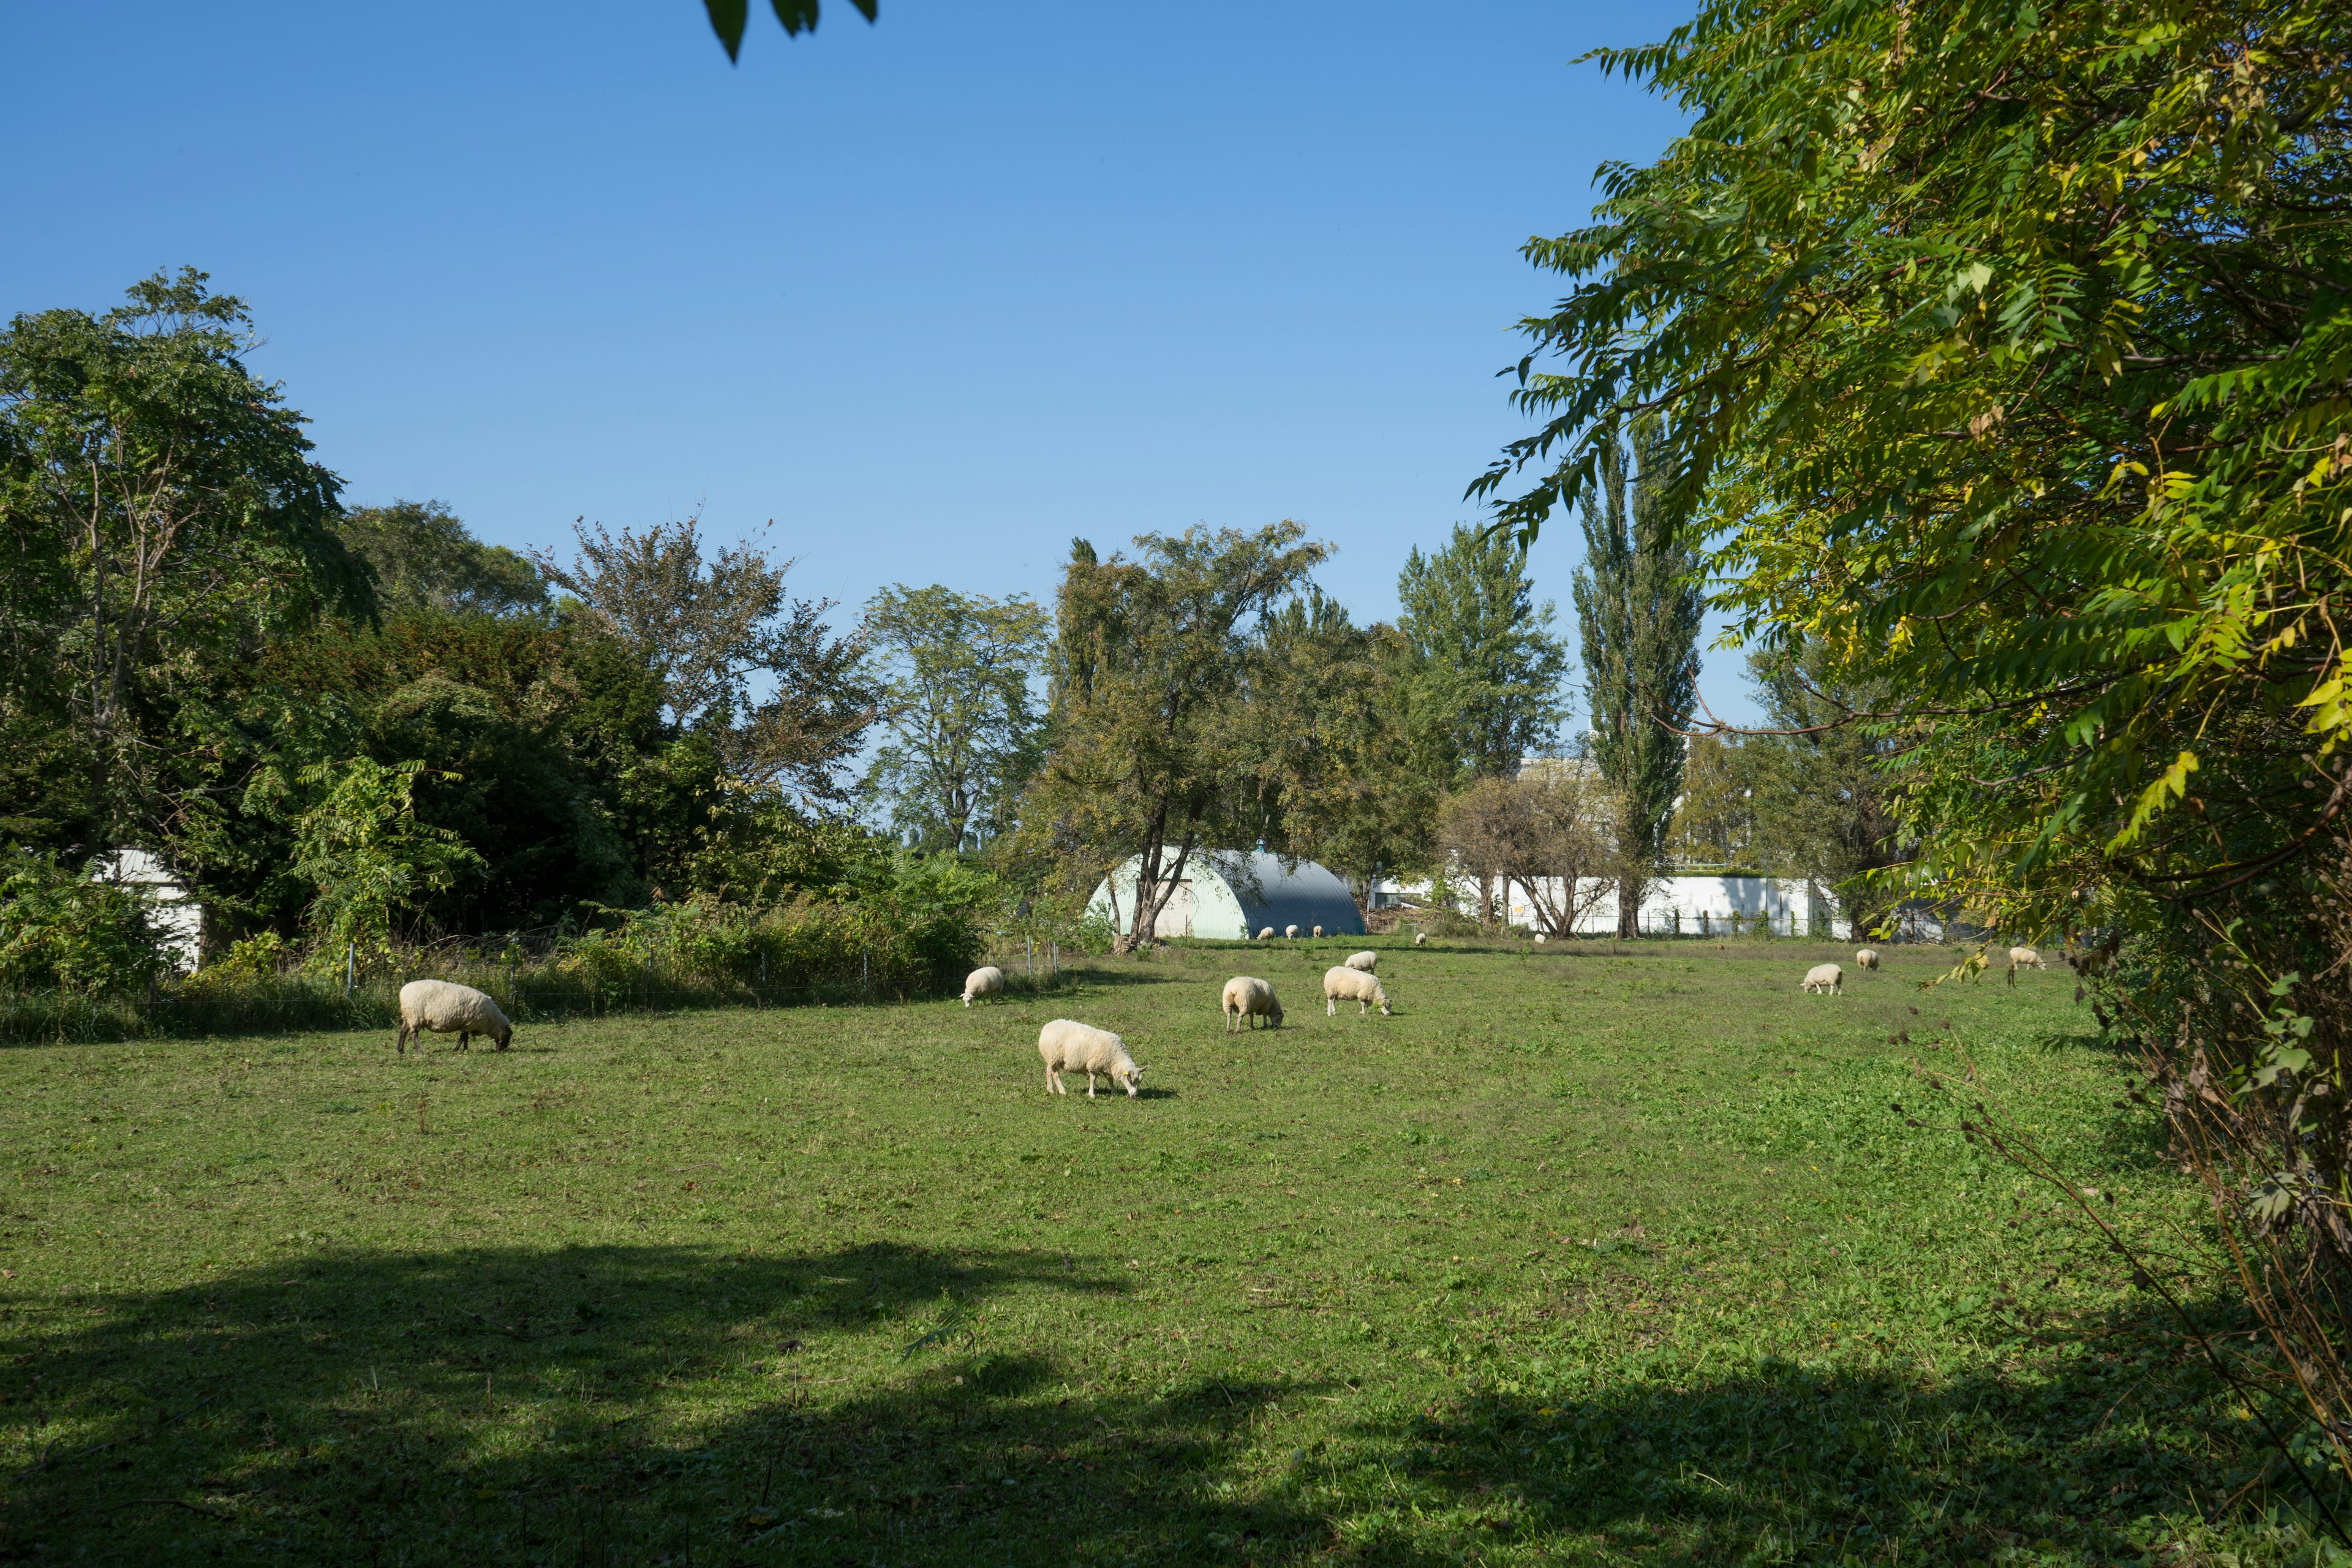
[1326,997,1336,1016]
[1086,1071,1098,1099]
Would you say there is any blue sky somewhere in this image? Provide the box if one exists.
[3,0,1758,726]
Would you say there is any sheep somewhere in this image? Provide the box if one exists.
[1800,962,1844,995]
[2009,946,2046,971]
[1256,927,1276,941]
[396,979,513,1054]
[1324,965,1392,1017]
[1344,951,1378,973]
[1312,924,1324,938]
[962,965,1006,1007]
[1037,1019,1144,1098]
[1284,924,1299,939]
[1221,976,1283,1031]
[1413,932,1427,946]
[1854,948,1880,971]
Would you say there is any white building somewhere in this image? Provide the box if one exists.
[1374,872,1846,940]
[86,848,203,971]
[1088,851,1365,941]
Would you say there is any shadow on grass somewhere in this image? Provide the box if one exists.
[1,1245,2325,1565]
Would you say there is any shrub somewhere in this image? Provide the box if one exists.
[0,851,168,998]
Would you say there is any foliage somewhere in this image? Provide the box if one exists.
[1472,0,2352,1494]
[1665,733,1758,869]
[703,0,875,62]
[337,499,548,616]
[1740,640,1905,936]
[532,514,874,802]
[861,584,1048,853]
[0,269,369,856]
[1031,526,1328,948]
[276,756,485,954]
[1250,592,1440,910]
[1436,768,1618,935]
[0,849,165,997]
[1395,524,1570,782]
[1574,424,1704,937]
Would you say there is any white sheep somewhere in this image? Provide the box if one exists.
[396,979,513,1054]
[962,966,1006,1007]
[1256,927,1275,941]
[1800,962,1844,995]
[1854,948,1880,971]
[1344,951,1378,973]
[1221,976,1283,1031]
[1312,924,1324,938]
[1284,924,1299,939]
[2009,946,2046,971]
[1324,965,1392,1016]
[1413,932,1427,946]
[1037,1019,1144,1098]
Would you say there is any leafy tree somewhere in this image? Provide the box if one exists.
[1395,524,1570,782]
[0,269,369,856]
[1436,769,1616,937]
[339,500,548,616]
[703,0,875,62]
[0,850,167,997]
[1741,642,1902,939]
[860,584,1048,853]
[277,757,484,955]
[1251,593,1439,914]
[1471,0,2352,1477]
[1665,733,1757,870]
[1031,526,1329,949]
[1574,426,1705,937]
[532,516,873,803]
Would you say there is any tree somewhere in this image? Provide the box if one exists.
[861,584,1049,853]
[339,500,547,616]
[1395,524,1570,782]
[0,269,369,857]
[1741,642,1902,939]
[1031,525,1329,951]
[1436,769,1616,937]
[279,757,484,955]
[1665,734,1757,870]
[1250,593,1438,915]
[1469,0,2352,1487]
[1573,426,1703,937]
[532,515,873,804]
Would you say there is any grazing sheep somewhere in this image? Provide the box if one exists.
[1324,965,1392,1017]
[962,965,1006,1007]
[1037,1019,1144,1098]
[2009,946,2046,971]
[1344,951,1378,973]
[1256,927,1276,941]
[1413,932,1427,946]
[1854,948,1880,971]
[396,979,512,1054]
[1800,963,1844,995]
[1284,924,1300,939]
[1221,976,1283,1031]
[1312,924,1324,938]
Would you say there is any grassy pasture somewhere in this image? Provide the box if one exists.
[0,938,2291,1564]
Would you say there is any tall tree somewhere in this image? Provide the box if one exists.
[0,269,369,858]
[532,516,873,804]
[861,584,1049,853]
[1395,524,1570,781]
[1741,642,1903,939]
[1574,426,1703,937]
[1031,525,1329,951]
[339,500,547,616]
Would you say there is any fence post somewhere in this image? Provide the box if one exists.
[345,943,355,1000]
[760,949,767,1009]
[1050,941,1058,982]
[1027,937,1035,989]
[862,946,870,1005]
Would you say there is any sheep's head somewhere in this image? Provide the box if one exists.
[494,1023,514,1050]
[1116,1064,1144,1097]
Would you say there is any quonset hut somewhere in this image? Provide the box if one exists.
[1086,851,1364,941]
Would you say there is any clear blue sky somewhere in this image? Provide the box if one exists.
[3,0,1760,727]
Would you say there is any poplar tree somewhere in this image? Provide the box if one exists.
[1573,424,1703,937]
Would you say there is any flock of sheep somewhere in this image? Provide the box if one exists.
[389,938,2052,1088]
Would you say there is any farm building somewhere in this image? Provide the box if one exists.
[1087,851,1365,941]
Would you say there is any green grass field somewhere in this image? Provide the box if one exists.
[0,938,2296,1565]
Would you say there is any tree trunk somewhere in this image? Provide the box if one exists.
[1616,874,1646,939]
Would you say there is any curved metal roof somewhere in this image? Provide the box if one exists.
[1204,851,1365,937]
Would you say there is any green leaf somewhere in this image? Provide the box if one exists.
[704,0,748,60]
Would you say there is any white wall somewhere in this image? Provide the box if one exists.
[1085,856,1252,940]
[1380,872,1848,940]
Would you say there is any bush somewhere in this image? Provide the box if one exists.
[0,851,168,997]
